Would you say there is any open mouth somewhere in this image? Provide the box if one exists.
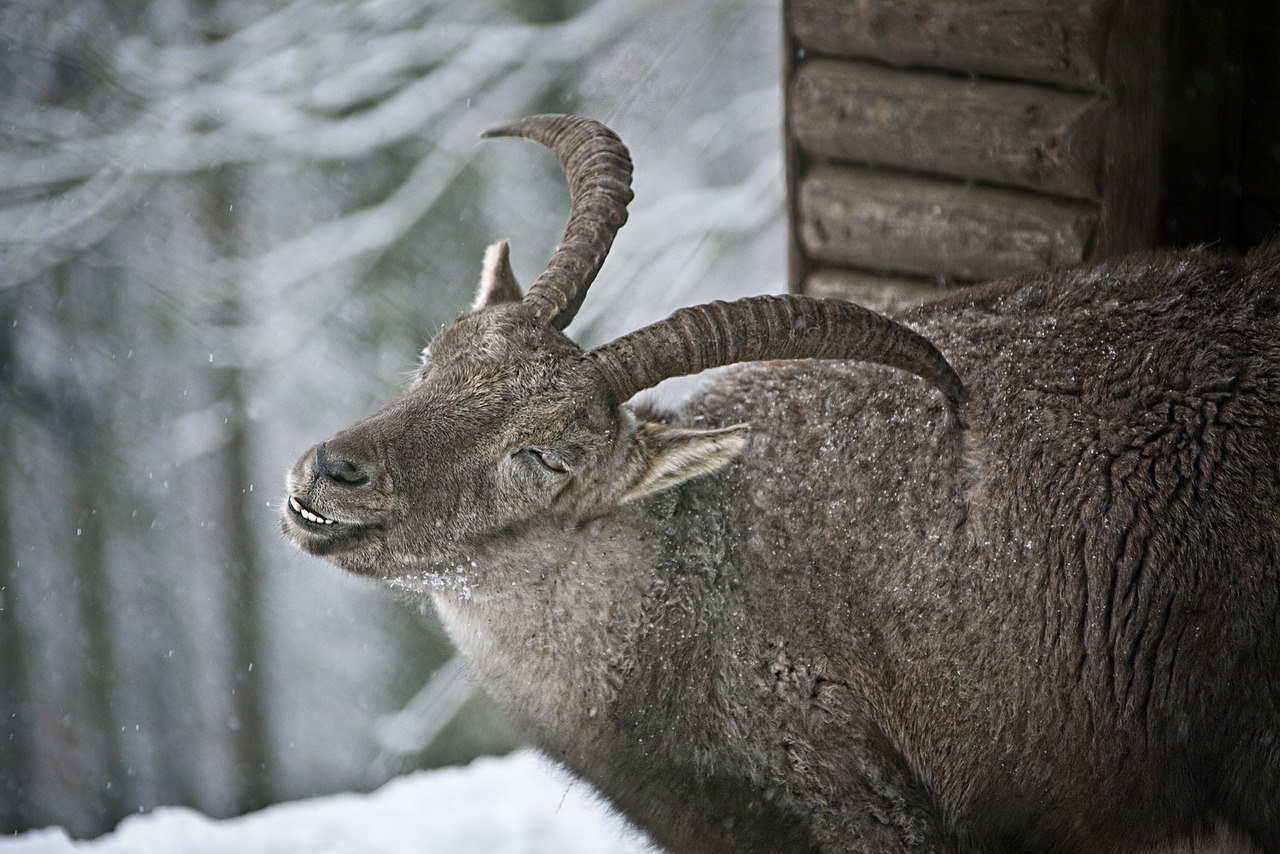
[288,495,338,527]
[282,491,382,560]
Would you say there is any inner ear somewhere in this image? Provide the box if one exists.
[472,240,523,310]
[618,422,749,506]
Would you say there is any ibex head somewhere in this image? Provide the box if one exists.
[282,115,964,580]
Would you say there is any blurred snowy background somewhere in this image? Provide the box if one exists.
[0,0,785,847]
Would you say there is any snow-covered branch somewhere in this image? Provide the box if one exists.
[0,0,662,289]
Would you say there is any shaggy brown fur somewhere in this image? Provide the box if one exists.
[283,116,1279,852]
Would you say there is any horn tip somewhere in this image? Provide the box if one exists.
[481,114,567,140]
[480,118,536,139]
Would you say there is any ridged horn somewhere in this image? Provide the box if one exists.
[481,115,634,330]
[590,295,966,419]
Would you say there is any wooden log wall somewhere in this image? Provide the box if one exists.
[785,0,1166,308]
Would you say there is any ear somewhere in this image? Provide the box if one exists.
[619,422,749,506]
[472,240,523,310]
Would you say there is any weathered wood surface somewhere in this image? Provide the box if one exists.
[791,59,1106,198]
[798,165,1098,280]
[788,0,1115,93]
[805,267,953,313]
[1091,0,1164,257]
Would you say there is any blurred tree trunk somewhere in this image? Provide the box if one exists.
[68,295,126,828]
[206,164,273,813]
[0,269,127,836]
[0,303,32,834]
[218,364,272,812]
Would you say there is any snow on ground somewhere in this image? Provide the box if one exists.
[2,751,656,854]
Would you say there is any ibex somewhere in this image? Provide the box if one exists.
[283,115,1280,853]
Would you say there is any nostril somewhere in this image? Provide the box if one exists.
[312,441,371,486]
[327,458,368,485]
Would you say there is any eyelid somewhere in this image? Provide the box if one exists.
[531,448,569,473]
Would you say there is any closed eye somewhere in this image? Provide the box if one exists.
[529,448,569,474]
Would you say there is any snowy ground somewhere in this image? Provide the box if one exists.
[2,751,655,854]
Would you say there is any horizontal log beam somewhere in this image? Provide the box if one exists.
[788,0,1115,92]
[798,165,1098,280]
[791,59,1106,199]
[804,267,954,313]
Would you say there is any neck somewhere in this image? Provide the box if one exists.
[423,503,676,742]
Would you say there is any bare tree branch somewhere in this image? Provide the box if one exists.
[0,0,663,292]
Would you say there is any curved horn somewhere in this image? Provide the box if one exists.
[590,295,966,419]
[481,115,634,330]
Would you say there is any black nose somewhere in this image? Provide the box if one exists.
[311,441,369,486]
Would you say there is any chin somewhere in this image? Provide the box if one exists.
[280,510,386,575]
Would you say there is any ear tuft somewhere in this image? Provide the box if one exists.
[619,423,749,506]
[472,240,523,310]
